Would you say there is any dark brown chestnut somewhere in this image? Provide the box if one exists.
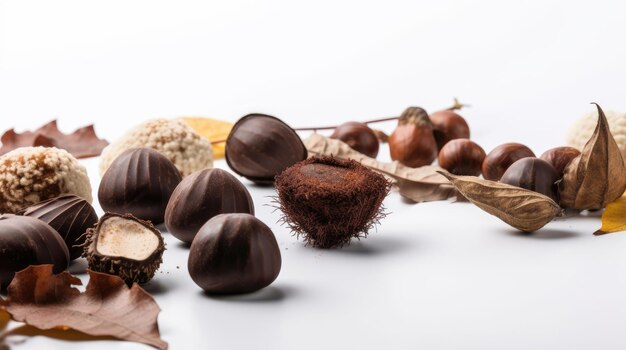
[330,122,379,158]
[0,215,69,289]
[389,107,438,167]
[225,114,308,185]
[500,157,560,202]
[429,110,470,150]
[539,146,581,178]
[437,139,486,176]
[98,148,182,224]
[165,168,255,244]
[482,143,535,181]
[18,194,98,260]
[188,213,281,294]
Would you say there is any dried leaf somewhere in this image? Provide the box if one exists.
[0,306,8,332]
[180,117,233,159]
[3,265,167,350]
[560,104,626,210]
[0,120,109,158]
[595,192,626,235]
[303,133,455,202]
[440,172,562,232]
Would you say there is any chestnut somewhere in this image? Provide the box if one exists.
[226,114,308,185]
[500,157,560,202]
[437,139,486,176]
[389,107,438,167]
[539,146,581,177]
[429,110,470,150]
[330,122,379,158]
[482,143,535,181]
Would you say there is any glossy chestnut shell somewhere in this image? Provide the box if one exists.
[482,143,535,181]
[389,107,438,167]
[539,146,581,177]
[500,157,560,202]
[330,122,379,158]
[429,110,470,150]
[438,139,486,176]
[226,114,308,185]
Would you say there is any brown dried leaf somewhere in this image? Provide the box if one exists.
[3,265,167,350]
[304,133,456,202]
[560,104,626,210]
[180,117,233,159]
[440,172,562,232]
[0,120,109,158]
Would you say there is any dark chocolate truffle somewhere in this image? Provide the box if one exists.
[165,168,255,244]
[275,156,391,248]
[84,212,165,285]
[0,215,69,289]
[98,148,182,224]
[19,195,98,260]
[188,213,281,294]
[225,114,307,185]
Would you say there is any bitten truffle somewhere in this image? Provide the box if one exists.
[0,147,92,214]
[99,119,213,177]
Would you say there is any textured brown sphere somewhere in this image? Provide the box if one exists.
[539,146,581,177]
[500,157,560,202]
[330,122,380,158]
[188,214,281,294]
[429,110,471,150]
[438,139,486,176]
[482,143,535,181]
[165,168,255,244]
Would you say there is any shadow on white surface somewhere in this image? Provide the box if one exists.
[330,235,413,256]
[504,228,579,240]
[67,259,88,275]
[142,278,176,296]
[203,285,295,303]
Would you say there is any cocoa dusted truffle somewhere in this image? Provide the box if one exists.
[275,156,391,248]
[0,215,69,289]
[0,147,92,214]
[99,148,182,224]
[84,213,165,285]
[165,168,255,244]
[188,213,281,294]
[19,195,98,260]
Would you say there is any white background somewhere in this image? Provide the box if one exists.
[2,1,626,349]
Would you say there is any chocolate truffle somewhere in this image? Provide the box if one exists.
[275,156,391,248]
[84,213,165,285]
[225,114,307,184]
[19,195,98,260]
[0,215,69,289]
[100,119,213,177]
[0,147,92,214]
[188,214,281,294]
[99,148,182,224]
[165,168,255,244]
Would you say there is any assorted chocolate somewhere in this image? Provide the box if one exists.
[275,156,391,248]
[84,213,165,285]
[165,168,254,244]
[0,215,69,289]
[98,148,182,224]
[188,214,281,294]
[18,195,98,260]
[225,113,307,184]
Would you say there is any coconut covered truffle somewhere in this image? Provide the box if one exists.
[99,119,213,177]
[0,147,92,214]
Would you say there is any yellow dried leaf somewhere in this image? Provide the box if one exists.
[180,117,233,159]
[595,192,626,235]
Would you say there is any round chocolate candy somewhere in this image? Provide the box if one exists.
[188,213,281,294]
[0,215,69,289]
[165,168,255,244]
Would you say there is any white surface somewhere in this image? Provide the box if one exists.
[2,1,626,349]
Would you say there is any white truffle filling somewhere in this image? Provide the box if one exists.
[96,217,160,260]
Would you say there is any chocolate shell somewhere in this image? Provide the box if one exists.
[19,195,98,260]
[225,114,307,185]
[188,214,281,294]
[165,168,255,244]
[98,148,182,224]
[0,215,69,289]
